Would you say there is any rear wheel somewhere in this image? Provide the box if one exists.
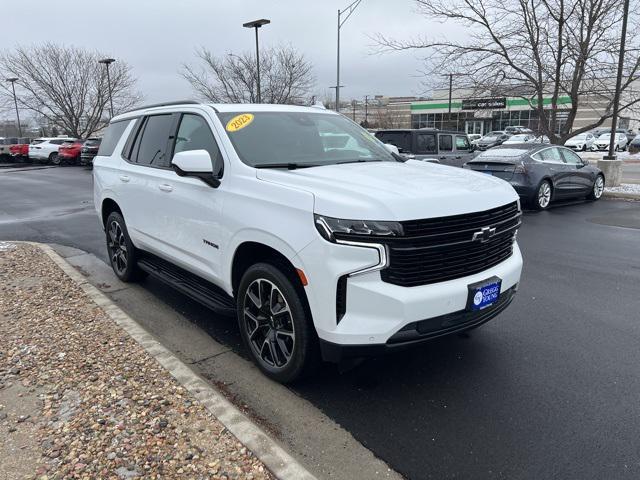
[532,180,552,210]
[105,212,146,282]
[587,174,605,201]
[237,263,319,383]
[49,152,60,165]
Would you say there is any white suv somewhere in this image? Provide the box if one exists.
[29,137,76,164]
[93,101,523,383]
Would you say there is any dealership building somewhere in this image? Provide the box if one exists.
[381,87,637,134]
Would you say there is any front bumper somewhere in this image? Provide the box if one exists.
[320,285,517,362]
[295,238,523,355]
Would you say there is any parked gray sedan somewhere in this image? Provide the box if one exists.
[463,144,605,210]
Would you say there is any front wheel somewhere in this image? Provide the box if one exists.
[105,212,146,282]
[237,263,319,383]
[587,174,605,201]
[532,180,552,210]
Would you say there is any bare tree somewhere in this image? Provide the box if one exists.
[0,43,140,138]
[374,108,404,129]
[182,45,315,104]
[375,0,640,144]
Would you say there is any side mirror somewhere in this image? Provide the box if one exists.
[384,143,400,155]
[171,149,220,188]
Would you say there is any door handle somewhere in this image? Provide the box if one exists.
[158,183,173,192]
[119,175,130,183]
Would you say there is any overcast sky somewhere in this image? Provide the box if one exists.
[2,0,458,104]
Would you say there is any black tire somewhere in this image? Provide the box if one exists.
[587,174,605,201]
[531,180,552,210]
[582,145,587,152]
[237,262,319,383]
[105,211,146,282]
[49,152,61,165]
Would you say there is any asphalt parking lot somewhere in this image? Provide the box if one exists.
[1,166,640,479]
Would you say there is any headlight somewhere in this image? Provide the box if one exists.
[314,214,403,242]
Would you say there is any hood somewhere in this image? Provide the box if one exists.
[256,160,518,220]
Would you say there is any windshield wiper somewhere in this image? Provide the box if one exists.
[254,163,320,170]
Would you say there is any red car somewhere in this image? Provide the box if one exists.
[57,139,84,165]
[10,138,30,159]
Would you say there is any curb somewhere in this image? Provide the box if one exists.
[34,242,317,480]
[603,191,640,200]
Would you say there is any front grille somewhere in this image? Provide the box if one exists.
[382,202,520,287]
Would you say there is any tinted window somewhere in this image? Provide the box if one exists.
[375,131,412,153]
[135,115,175,167]
[174,114,223,174]
[416,133,436,153]
[439,134,453,152]
[455,135,470,151]
[560,148,583,165]
[98,121,130,156]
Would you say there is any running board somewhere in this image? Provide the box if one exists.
[137,253,236,316]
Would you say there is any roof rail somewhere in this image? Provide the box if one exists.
[123,100,201,114]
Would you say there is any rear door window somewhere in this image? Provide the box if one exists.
[416,133,437,154]
[98,120,130,156]
[439,134,453,152]
[536,147,564,163]
[133,114,176,168]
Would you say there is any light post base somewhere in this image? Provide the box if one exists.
[597,158,623,187]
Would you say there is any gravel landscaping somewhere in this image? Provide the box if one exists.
[0,242,273,480]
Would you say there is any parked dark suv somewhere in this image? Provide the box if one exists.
[374,129,475,167]
[80,138,102,166]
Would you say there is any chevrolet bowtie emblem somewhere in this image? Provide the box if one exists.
[472,226,497,243]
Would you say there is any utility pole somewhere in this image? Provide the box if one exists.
[336,0,363,112]
[243,19,271,103]
[605,0,629,161]
[98,58,116,118]
[448,73,453,115]
[6,77,21,137]
[364,95,369,125]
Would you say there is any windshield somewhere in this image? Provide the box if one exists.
[217,111,396,167]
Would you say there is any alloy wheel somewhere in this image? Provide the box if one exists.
[538,182,551,208]
[243,279,295,369]
[593,176,604,199]
[107,220,128,275]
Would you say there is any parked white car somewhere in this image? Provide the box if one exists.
[593,133,628,151]
[502,134,535,145]
[93,101,523,383]
[28,137,76,164]
[564,132,596,151]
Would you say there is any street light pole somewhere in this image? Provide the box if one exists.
[243,19,271,103]
[98,58,116,118]
[6,77,21,137]
[336,0,362,112]
[605,0,630,161]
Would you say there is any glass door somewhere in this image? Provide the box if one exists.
[465,120,484,135]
